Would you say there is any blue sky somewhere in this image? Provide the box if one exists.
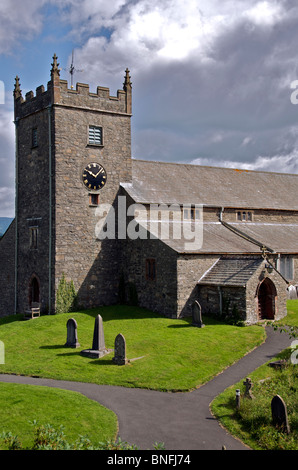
[1,0,298,217]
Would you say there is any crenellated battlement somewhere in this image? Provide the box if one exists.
[14,54,132,119]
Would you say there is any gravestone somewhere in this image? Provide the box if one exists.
[112,333,128,365]
[192,300,205,328]
[65,318,80,348]
[243,377,254,399]
[271,395,290,434]
[81,314,111,359]
[235,389,241,410]
[287,284,297,299]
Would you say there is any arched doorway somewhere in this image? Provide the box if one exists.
[28,275,40,306]
[257,277,277,320]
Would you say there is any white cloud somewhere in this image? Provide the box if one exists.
[191,151,298,174]
[0,95,15,216]
[0,0,47,54]
[244,1,284,27]
[0,186,14,217]
[241,137,253,147]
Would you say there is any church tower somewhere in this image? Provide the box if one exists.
[14,54,132,314]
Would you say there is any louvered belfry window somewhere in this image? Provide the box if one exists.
[88,125,102,145]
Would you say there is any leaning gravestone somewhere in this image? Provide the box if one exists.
[81,314,111,359]
[112,333,128,365]
[192,300,205,328]
[65,318,80,348]
[271,395,290,434]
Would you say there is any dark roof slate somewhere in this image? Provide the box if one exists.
[123,159,298,210]
[198,257,263,286]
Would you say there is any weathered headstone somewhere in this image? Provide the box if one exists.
[271,395,290,434]
[192,300,205,328]
[235,389,241,410]
[81,314,111,359]
[287,284,297,299]
[112,333,128,365]
[65,318,80,348]
[243,377,254,399]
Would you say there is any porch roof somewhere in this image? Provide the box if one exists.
[198,257,263,287]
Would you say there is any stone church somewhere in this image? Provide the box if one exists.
[0,54,297,324]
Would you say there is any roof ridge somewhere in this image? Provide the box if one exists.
[132,158,298,178]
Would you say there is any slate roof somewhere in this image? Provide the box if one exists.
[121,159,298,254]
[123,159,298,210]
[198,257,263,286]
[157,222,298,254]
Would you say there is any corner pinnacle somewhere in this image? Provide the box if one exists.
[13,76,22,100]
[123,68,132,90]
[51,53,60,78]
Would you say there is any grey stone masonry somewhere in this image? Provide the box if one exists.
[0,221,15,316]
[12,54,132,314]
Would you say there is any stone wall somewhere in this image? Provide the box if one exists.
[121,234,178,317]
[0,220,16,317]
[15,105,53,314]
[177,254,219,317]
[177,254,290,324]
[245,259,289,324]
[197,284,247,321]
[53,87,132,310]
[221,207,298,224]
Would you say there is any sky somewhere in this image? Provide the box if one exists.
[1,0,298,217]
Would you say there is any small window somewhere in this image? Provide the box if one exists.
[146,258,156,281]
[183,207,200,220]
[88,125,103,145]
[195,208,201,220]
[89,193,99,206]
[29,227,38,249]
[32,128,38,148]
[236,211,253,222]
[279,256,294,281]
[183,208,190,219]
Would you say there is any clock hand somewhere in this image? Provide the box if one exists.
[94,169,104,178]
[85,169,96,177]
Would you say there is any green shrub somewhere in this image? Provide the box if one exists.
[1,421,164,450]
[56,273,78,314]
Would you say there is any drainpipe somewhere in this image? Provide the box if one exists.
[14,118,19,314]
[48,105,52,314]
[217,286,223,316]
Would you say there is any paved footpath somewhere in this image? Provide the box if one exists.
[0,327,292,450]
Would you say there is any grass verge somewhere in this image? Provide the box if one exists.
[0,382,117,449]
[211,300,298,450]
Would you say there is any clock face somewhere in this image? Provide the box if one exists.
[82,162,107,191]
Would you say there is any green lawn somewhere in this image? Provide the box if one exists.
[0,304,266,449]
[211,300,298,450]
[0,305,265,392]
[0,382,117,449]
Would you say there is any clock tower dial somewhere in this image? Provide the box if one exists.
[82,162,107,191]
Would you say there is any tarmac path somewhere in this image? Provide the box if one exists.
[0,326,292,450]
